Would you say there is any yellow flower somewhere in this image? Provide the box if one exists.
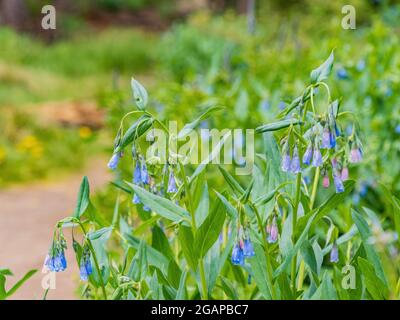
[79,126,92,139]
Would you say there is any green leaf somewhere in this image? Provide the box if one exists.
[248,243,272,299]
[296,180,355,236]
[136,239,148,281]
[73,176,90,218]
[175,271,188,300]
[300,240,318,275]
[195,183,209,227]
[352,210,387,285]
[274,211,318,278]
[256,119,301,133]
[177,105,223,139]
[311,272,337,300]
[215,191,238,220]
[131,78,148,110]
[310,50,334,83]
[151,225,175,262]
[218,165,244,196]
[127,183,190,224]
[4,269,37,299]
[178,225,197,270]
[195,199,226,259]
[357,257,388,300]
[219,276,238,300]
[115,115,153,153]
[87,227,113,241]
[125,234,170,276]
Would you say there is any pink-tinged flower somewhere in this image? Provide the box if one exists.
[341,167,349,180]
[290,146,301,173]
[267,217,278,243]
[323,175,330,188]
[349,148,363,163]
[312,148,323,167]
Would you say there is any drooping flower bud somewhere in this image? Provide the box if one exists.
[330,242,339,263]
[323,175,330,188]
[349,147,363,163]
[302,144,313,165]
[141,161,149,185]
[243,239,255,257]
[231,243,245,266]
[341,167,349,181]
[312,148,323,167]
[107,152,121,170]
[290,145,301,173]
[133,161,141,184]
[132,193,141,204]
[267,217,278,244]
[167,170,178,193]
[333,174,345,193]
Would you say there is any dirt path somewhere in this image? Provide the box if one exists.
[0,158,111,300]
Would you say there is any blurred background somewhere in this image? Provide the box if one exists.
[1,0,400,299]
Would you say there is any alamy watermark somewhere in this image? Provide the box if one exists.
[41,5,56,30]
[144,122,254,175]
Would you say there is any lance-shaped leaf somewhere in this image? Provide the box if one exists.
[195,199,226,259]
[218,165,244,196]
[131,78,148,110]
[115,115,153,153]
[256,119,301,133]
[177,105,224,139]
[128,183,190,224]
[73,176,90,218]
[352,210,387,285]
[310,51,334,83]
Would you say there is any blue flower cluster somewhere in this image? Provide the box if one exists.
[44,239,67,272]
[281,102,362,194]
[231,228,255,266]
[79,247,93,281]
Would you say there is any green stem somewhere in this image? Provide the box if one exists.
[199,260,208,300]
[73,220,108,300]
[87,240,108,300]
[291,172,302,293]
[310,166,320,209]
[251,203,277,300]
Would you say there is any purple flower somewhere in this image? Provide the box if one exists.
[323,175,330,188]
[133,161,141,184]
[395,125,400,134]
[333,174,345,193]
[321,127,331,149]
[290,146,301,173]
[267,217,278,243]
[45,250,67,272]
[303,144,313,165]
[281,153,291,172]
[167,170,178,193]
[107,152,121,170]
[143,204,151,212]
[312,148,323,167]
[132,193,141,204]
[330,243,339,263]
[141,162,149,184]
[341,167,349,181]
[231,244,245,266]
[243,239,255,257]
[349,148,363,163]
[79,253,93,281]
